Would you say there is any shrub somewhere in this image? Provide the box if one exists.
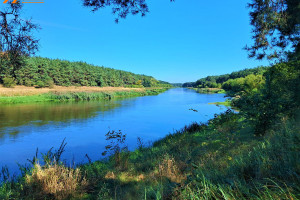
[45,79,54,88]
[24,79,33,87]
[35,80,45,88]
[2,77,15,88]
[25,164,87,200]
[235,61,300,135]
[158,155,186,183]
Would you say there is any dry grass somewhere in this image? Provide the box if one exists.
[0,85,145,97]
[105,171,145,183]
[25,164,88,200]
[158,155,186,183]
[204,88,222,91]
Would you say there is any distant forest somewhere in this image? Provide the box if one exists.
[171,83,183,87]
[183,66,268,94]
[0,57,171,88]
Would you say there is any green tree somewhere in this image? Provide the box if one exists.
[235,61,300,135]
[0,3,39,81]
[245,0,300,60]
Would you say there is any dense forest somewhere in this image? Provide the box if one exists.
[0,57,171,88]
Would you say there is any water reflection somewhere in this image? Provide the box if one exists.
[0,88,228,173]
[0,100,126,138]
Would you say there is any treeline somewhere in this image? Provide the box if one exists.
[183,61,299,135]
[183,66,268,91]
[171,83,183,87]
[0,57,171,88]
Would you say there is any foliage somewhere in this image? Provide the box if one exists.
[102,130,129,171]
[245,0,300,60]
[82,0,174,23]
[234,61,300,135]
[35,80,45,88]
[2,77,15,88]
[8,57,171,88]
[183,66,268,89]
[222,74,265,95]
[0,3,39,79]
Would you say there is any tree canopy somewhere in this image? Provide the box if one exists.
[82,0,174,22]
[0,3,39,79]
[245,0,300,60]
[83,0,299,60]
[10,57,171,88]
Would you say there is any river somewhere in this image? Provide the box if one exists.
[0,88,228,173]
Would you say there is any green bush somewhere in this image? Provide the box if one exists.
[35,80,45,88]
[2,77,16,88]
[235,61,300,135]
[45,79,54,88]
[24,79,33,87]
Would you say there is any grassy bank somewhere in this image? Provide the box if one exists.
[208,99,232,107]
[193,88,226,94]
[0,87,168,104]
[1,110,299,199]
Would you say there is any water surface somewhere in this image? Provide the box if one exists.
[0,88,228,172]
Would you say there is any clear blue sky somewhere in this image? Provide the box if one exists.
[15,0,269,83]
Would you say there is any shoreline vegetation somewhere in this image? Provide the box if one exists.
[0,111,298,199]
[188,88,230,107]
[208,99,232,107]
[0,86,168,104]
[193,88,226,94]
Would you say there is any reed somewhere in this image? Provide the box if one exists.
[0,88,168,104]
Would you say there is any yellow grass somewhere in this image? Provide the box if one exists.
[25,164,87,200]
[0,85,145,97]
[158,155,186,183]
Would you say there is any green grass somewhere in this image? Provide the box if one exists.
[0,88,168,104]
[208,99,232,107]
[0,94,52,104]
[1,110,299,199]
[194,88,226,94]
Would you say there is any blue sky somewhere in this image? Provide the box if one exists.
[14,0,269,83]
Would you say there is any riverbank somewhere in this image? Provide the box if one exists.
[0,111,298,199]
[0,85,147,97]
[208,99,232,107]
[192,87,226,94]
[0,86,168,104]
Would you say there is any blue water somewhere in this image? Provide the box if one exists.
[0,88,228,173]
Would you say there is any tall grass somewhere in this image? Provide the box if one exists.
[25,163,87,200]
[0,88,168,104]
